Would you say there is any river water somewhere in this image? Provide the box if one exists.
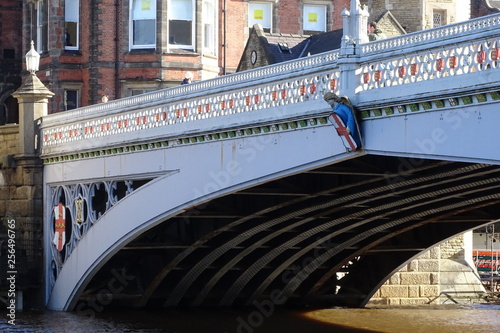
[1,303,499,332]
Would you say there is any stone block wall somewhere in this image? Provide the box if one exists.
[0,125,18,157]
[369,246,441,305]
[0,124,44,308]
[362,0,471,33]
[368,232,485,306]
[363,0,422,32]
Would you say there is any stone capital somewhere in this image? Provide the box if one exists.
[12,74,54,156]
[12,74,54,100]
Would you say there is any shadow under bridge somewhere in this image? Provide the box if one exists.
[80,154,500,309]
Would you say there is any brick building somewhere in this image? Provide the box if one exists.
[15,0,349,114]
[238,0,474,72]
[0,1,22,125]
[22,0,243,114]
[0,0,497,115]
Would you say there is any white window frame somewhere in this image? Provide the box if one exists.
[248,2,273,32]
[129,0,157,50]
[65,0,79,50]
[303,4,326,33]
[203,0,217,55]
[35,0,48,53]
[168,0,195,50]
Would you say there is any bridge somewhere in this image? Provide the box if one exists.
[42,10,500,311]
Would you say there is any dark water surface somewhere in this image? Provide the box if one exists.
[1,304,499,332]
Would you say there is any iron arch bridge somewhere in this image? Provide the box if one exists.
[42,12,500,310]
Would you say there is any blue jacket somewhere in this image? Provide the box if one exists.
[334,103,361,147]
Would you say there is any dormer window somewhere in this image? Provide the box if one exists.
[278,42,291,53]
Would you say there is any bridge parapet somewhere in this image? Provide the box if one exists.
[41,51,340,159]
[361,13,500,55]
[358,14,500,106]
[41,14,500,160]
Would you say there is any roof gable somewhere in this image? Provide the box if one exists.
[237,12,406,72]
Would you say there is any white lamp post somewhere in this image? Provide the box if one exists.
[25,40,40,74]
[12,41,53,157]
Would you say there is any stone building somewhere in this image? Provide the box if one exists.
[237,25,345,72]
[362,0,471,33]
[0,124,45,309]
[0,72,53,309]
[238,0,478,71]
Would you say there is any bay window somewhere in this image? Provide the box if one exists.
[203,0,217,54]
[130,0,156,49]
[169,0,194,49]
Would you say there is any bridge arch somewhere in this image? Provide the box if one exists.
[47,123,355,310]
[48,149,500,310]
[43,13,500,310]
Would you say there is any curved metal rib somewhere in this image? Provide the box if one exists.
[279,193,500,305]
[240,175,500,305]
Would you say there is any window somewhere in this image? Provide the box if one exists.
[130,0,156,49]
[278,42,291,53]
[433,11,445,28]
[248,2,272,33]
[203,0,217,54]
[64,89,79,110]
[303,5,326,35]
[65,0,79,50]
[130,89,155,96]
[1,96,19,125]
[35,0,48,53]
[169,0,194,49]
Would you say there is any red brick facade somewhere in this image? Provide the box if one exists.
[0,0,493,115]
[333,0,351,30]
[22,0,253,113]
[0,0,22,124]
[23,0,358,113]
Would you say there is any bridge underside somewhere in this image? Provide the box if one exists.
[77,154,499,309]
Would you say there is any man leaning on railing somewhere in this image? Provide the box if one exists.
[368,21,387,41]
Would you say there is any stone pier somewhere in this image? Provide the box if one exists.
[368,232,485,306]
[0,123,45,309]
[0,69,53,309]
